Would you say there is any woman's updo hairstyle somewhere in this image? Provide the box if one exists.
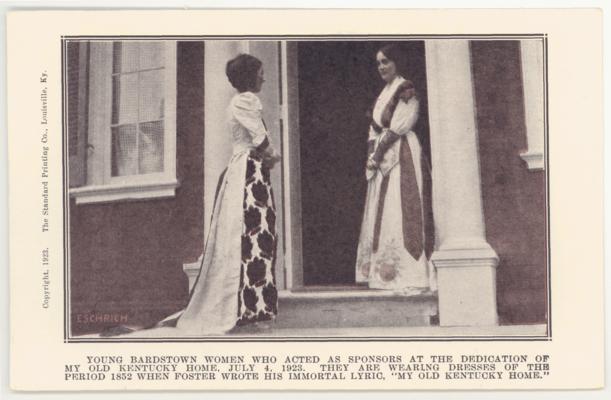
[377,43,408,77]
[226,53,263,93]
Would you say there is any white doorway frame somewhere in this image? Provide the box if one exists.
[280,41,304,289]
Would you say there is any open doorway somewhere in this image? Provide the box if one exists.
[296,41,430,286]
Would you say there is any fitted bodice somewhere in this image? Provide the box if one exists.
[367,76,420,178]
[227,92,269,156]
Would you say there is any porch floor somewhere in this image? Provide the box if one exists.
[75,323,547,339]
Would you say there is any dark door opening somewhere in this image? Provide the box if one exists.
[297,41,430,286]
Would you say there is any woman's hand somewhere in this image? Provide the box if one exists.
[263,150,282,169]
[366,157,379,170]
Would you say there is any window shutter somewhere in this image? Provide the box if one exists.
[68,41,89,187]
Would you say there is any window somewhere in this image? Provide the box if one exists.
[69,40,178,204]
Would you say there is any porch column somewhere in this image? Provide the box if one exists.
[425,40,499,326]
[203,41,243,226]
[183,41,243,286]
[519,39,545,170]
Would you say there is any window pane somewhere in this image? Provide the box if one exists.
[139,41,164,70]
[112,124,138,176]
[113,41,139,73]
[138,121,164,174]
[138,69,165,122]
[112,74,139,125]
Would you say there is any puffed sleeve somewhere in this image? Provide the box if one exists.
[232,92,271,150]
[389,96,419,136]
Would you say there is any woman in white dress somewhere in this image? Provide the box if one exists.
[174,54,281,334]
[355,44,435,294]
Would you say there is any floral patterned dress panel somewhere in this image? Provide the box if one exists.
[237,151,278,325]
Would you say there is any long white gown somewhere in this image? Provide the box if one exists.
[175,92,278,334]
[355,76,436,293]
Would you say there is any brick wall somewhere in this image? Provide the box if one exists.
[471,41,548,324]
[69,42,206,335]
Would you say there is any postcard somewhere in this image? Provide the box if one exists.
[7,9,604,390]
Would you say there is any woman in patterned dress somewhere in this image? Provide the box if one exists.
[355,44,436,295]
[175,54,281,334]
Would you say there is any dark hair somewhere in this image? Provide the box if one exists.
[225,53,262,93]
[377,43,407,76]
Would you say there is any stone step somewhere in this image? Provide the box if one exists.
[275,287,438,329]
[184,261,439,329]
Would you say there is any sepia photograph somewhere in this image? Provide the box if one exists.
[6,8,604,392]
[65,37,549,340]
